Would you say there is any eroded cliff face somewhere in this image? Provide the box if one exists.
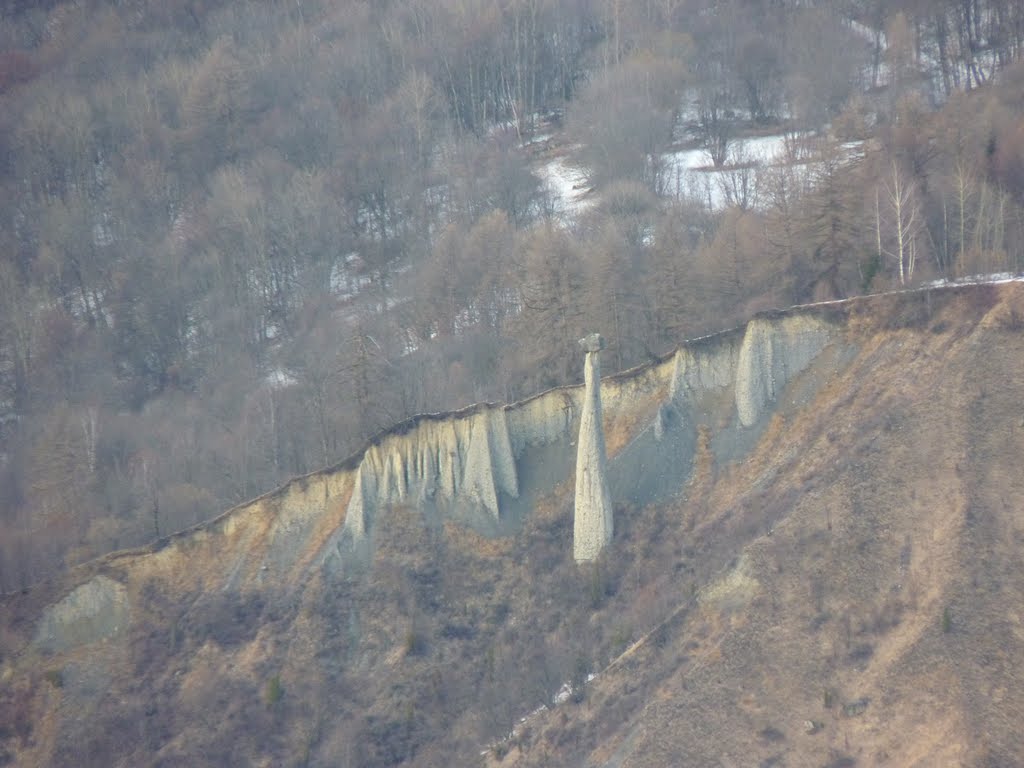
[735,314,834,427]
[7,283,1024,768]
[0,299,852,767]
[15,307,842,656]
[344,402,539,539]
[33,576,129,654]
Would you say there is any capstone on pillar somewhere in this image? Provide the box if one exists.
[573,333,613,562]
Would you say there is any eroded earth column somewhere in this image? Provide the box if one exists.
[574,333,613,562]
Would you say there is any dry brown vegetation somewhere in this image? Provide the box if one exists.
[1,283,1024,766]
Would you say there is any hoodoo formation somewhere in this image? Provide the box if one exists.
[573,333,614,562]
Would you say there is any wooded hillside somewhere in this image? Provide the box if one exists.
[1,0,1023,589]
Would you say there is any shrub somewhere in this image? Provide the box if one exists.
[848,642,874,663]
[44,668,64,689]
[842,698,869,717]
[570,655,589,704]
[264,675,283,707]
[404,628,427,657]
[759,724,785,742]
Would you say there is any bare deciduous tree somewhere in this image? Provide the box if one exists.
[879,159,924,285]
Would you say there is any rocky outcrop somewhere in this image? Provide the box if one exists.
[342,395,576,544]
[669,334,740,398]
[668,312,834,430]
[34,575,129,653]
[734,314,834,427]
[344,407,518,537]
[574,334,613,562]
[331,311,837,563]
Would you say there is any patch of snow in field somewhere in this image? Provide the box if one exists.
[663,134,790,177]
[536,135,801,213]
[662,134,794,209]
[737,134,798,164]
[664,146,712,174]
[537,154,594,218]
[841,140,867,158]
[661,134,866,211]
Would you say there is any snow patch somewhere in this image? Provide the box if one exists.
[926,272,1024,288]
[537,153,594,218]
[662,134,795,209]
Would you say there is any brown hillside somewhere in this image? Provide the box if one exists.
[504,284,1024,767]
[3,283,1024,767]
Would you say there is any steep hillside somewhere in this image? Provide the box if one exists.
[504,283,1024,767]
[3,283,1024,767]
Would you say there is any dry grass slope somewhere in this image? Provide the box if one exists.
[3,284,1024,767]
[505,285,1024,767]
